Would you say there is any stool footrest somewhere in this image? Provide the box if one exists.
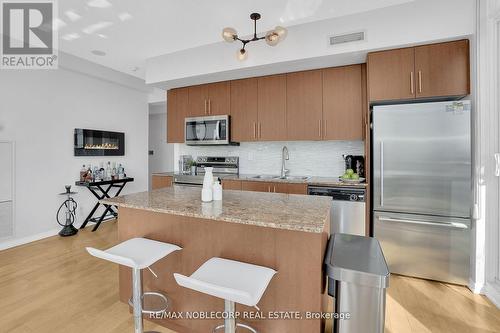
[213,323,258,333]
[128,292,169,315]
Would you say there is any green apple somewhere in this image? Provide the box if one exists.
[346,168,354,176]
[341,174,350,180]
[351,173,360,180]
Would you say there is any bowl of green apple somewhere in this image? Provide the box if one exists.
[339,169,365,184]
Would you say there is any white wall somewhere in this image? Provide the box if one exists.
[0,59,148,247]
[148,105,174,187]
[147,0,475,88]
[175,141,364,177]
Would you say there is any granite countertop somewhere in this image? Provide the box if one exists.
[153,172,366,188]
[101,186,331,233]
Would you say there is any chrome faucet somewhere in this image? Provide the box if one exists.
[281,146,289,179]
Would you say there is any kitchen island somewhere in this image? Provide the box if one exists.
[102,186,331,333]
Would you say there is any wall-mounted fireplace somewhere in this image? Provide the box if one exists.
[74,128,125,156]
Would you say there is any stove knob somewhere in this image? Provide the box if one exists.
[350,194,358,201]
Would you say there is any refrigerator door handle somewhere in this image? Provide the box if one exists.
[380,141,384,207]
[378,217,469,230]
[495,153,500,177]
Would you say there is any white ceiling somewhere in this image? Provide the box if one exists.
[57,0,414,79]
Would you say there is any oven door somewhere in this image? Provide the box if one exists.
[185,115,229,145]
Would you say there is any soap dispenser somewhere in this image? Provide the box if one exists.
[201,167,214,202]
[213,181,223,201]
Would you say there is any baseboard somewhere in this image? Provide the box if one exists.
[485,282,500,308]
[0,219,115,251]
[0,228,60,251]
[468,278,485,294]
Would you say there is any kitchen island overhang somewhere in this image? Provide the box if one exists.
[102,186,331,333]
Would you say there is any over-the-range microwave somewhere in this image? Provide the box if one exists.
[185,115,236,145]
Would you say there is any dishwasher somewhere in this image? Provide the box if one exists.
[308,186,366,236]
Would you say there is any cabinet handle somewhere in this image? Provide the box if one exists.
[258,123,262,138]
[324,119,327,138]
[318,120,322,138]
[418,71,422,93]
[253,122,256,139]
[204,99,207,115]
[268,186,271,192]
[273,185,276,193]
[410,72,414,94]
[208,99,211,115]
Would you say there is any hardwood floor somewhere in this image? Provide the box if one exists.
[0,221,499,333]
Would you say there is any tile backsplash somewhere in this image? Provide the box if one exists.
[174,141,364,177]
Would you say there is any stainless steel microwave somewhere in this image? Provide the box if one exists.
[185,115,230,145]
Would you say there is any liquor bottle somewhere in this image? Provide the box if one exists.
[80,165,86,182]
[106,161,112,180]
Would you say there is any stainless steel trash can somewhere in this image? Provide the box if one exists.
[325,233,390,333]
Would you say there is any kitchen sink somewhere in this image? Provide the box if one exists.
[251,175,310,181]
[251,175,281,179]
[281,176,310,181]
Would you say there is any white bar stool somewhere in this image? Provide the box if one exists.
[87,238,181,333]
[174,257,276,333]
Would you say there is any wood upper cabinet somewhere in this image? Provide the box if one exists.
[322,65,363,140]
[368,40,470,102]
[230,78,258,142]
[187,84,209,116]
[167,88,188,143]
[207,81,230,115]
[414,40,469,98]
[286,70,323,141]
[221,179,242,190]
[367,47,416,102]
[257,75,287,141]
[188,82,230,117]
[152,175,173,189]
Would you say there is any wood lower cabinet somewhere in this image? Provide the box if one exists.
[240,181,308,194]
[286,70,323,141]
[152,175,173,189]
[241,181,274,193]
[367,47,416,102]
[414,40,469,98]
[322,65,363,140]
[257,75,287,141]
[221,179,242,190]
[167,88,188,143]
[230,78,258,142]
[286,183,308,195]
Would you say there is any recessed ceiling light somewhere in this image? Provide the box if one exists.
[83,21,112,34]
[118,12,132,22]
[62,33,80,41]
[53,18,67,31]
[97,33,108,39]
[91,50,106,56]
[87,0,112,8]
[65,10,82,22]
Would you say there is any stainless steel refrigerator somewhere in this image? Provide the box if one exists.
[372,100,471,285]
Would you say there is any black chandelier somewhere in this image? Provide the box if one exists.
[222,13,287,61]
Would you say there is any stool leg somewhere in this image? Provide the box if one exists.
[224,300,236,333]
[132,268,143,333]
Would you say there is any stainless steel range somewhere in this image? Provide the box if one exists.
[173,156,239,187]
